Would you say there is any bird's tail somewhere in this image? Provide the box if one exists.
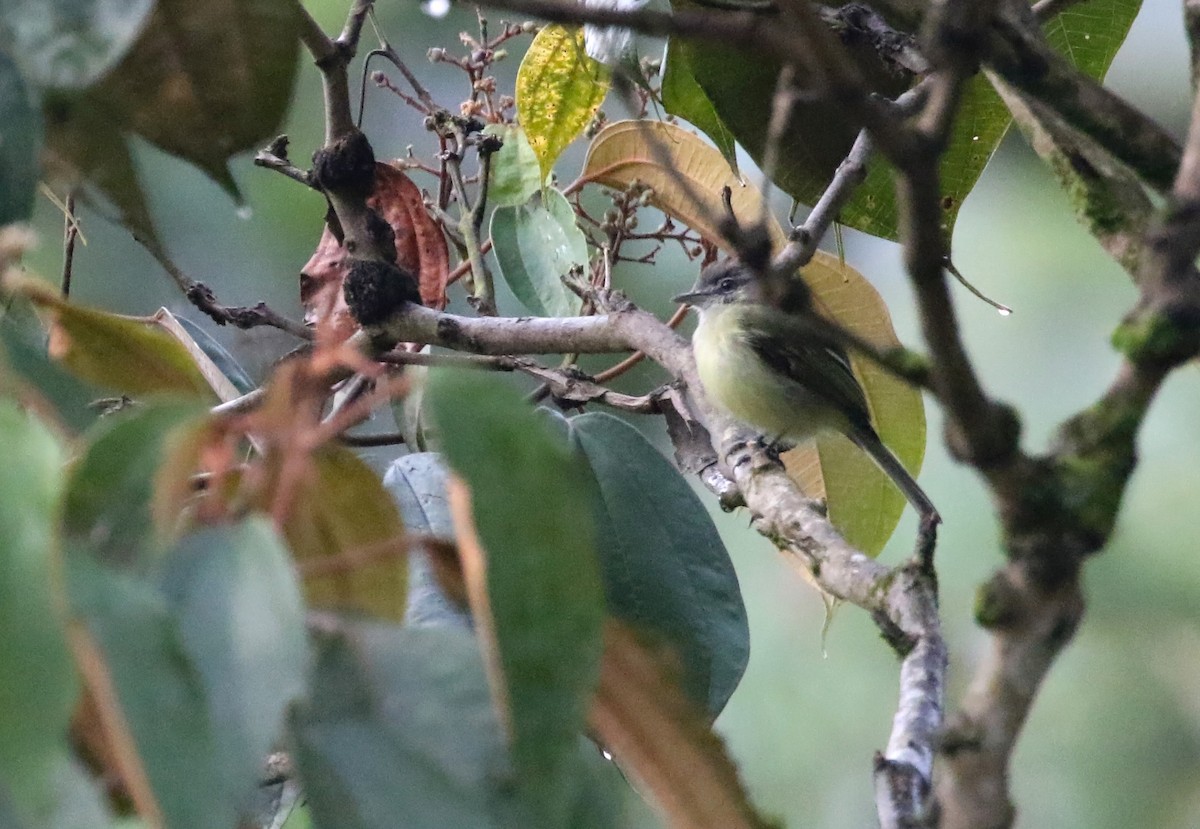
[847,426,941,527]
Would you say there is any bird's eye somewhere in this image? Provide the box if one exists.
[719,278,735,291]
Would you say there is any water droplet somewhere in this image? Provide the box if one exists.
[601,750,613,761]
[997,307,1012,317]
[972,135,979,141]
[1084,33,1091,40]
[235,204,253,221]
[421,0,450,18]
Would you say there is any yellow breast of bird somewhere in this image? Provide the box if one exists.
[692,305,847,442]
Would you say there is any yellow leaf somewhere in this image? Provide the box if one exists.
[583,120,926,554]
[6,275,215,400]
[281,446,408,621]
[517,25,611,181]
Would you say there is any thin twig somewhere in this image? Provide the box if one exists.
[184,282,314,340]
[338,431,407,447]
[376,349,515,370]
[61,191,78,297]
[367,14,439,111]
[254,136,318,190]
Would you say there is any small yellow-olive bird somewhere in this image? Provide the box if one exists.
[674,259,940,526]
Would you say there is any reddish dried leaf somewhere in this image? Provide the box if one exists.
[301,163,449,342]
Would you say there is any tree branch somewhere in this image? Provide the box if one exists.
[934,18,1200,827]
[984,0,1181,194]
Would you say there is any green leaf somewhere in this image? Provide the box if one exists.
[660,40,738,175]
[566,412,749,716]
[584,121,927,554]
[0,0,153,89]
[483,124,542,208]
[277,445,408,622]
[382,453,472,630]
[1043,0,1142,78]
[0,49,40,224]
[0,306,100,434]
[42,94,160,246]
[664,0,1140,243]
[0,401,78,821]
[836,0,1142,242]
[490,188,587,317]
[279,802,312,829]
[63,401,206,571]
[67,558,233,829]
[516,25,611,182]
[39,0,300,215]
[290,622,524,829]
[159,518,308,812]
[666,7,909,234]
[89,0,301,198]
[425,371,604,826]
[9,276,217,399]
[1,754,112,829]
[833,74,1011,242]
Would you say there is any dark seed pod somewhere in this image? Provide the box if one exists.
[343,259,421,326]
[311,131,376,196]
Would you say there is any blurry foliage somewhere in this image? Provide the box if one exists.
[0,0,1196,828]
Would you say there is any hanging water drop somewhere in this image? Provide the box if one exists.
[997,306,1013,317]
[236,204,253,221]
[421,0,450,18]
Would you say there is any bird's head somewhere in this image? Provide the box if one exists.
[672,259,761,309]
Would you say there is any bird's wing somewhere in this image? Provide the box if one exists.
[740,306,873,429]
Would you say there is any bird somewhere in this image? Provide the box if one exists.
[674,258,940,527]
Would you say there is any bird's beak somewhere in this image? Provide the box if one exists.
[672,287,705,304]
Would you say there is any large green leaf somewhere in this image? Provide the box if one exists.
[290,622,525,829]
[583,121,927,554]
[665,0,1141,243]
[1042,0,1142,78]
[836,73,1010,243]
[666,3,910,232]
[41,93,159,245]
[0,0,153,89]
[660,39,737,174]
[40,0,301,228]
[490,188,587,318]
[425,370,604,826]
[838,0,1143,243]
[159,518,308,812]
[566,412,748,716]
[0,401,80,823]
[67,558,232,829]
[516,25,611,182]
[92,0,300,197]
[0,49,40,224]
[63,402,206,571]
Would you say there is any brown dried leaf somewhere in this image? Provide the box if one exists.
[301,163,449,342]
[589,622,774,829]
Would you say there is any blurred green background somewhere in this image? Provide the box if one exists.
[21,0,1200,826]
